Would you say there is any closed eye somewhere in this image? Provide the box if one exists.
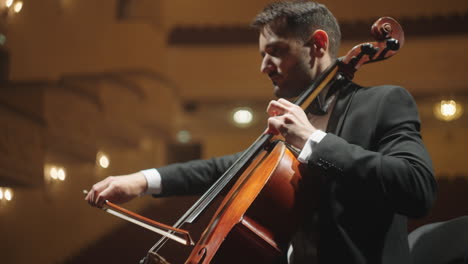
[265,43,288,58]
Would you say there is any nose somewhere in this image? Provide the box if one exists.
[260,54,275,75]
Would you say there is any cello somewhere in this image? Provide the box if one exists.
[91,17,405,264]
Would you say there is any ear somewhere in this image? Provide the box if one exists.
[307,29,329,57]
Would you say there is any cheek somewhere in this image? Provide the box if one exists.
[277,58,296,74]
[288,59,310,79]
[272,58,284,72]
[297,48,312,68]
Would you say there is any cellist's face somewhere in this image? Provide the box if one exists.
[259,29,315,99]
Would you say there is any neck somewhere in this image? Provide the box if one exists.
[312,54,333,78]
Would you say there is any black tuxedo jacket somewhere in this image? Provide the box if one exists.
[156,82,437,264]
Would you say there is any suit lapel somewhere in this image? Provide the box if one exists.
[326,81,359,135]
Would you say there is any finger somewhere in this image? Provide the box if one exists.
[85,188,96,205]
[84,190,91,200]
[90,177,114,196]
[282,113,296,125]
[93,177,114,192]
[266,100,278,116]
[278,98,304,114]
[87,192,95,206]
[84,188,97,202]
[95,186,114,208]
[267,100,286,117]
[266,117,279,135]
[278,98,295,107]
[266,116,281,135]
[280,100,309,122]
[275,99,297,114]
[86,177,114,206]
[88,189,97,206]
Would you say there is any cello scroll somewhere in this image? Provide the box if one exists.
[340,17,405,79]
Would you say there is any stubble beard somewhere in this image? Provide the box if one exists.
[273,77,311,99]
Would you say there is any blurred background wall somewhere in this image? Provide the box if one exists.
[0,0,467,263]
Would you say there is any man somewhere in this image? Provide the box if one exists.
[86,1,437,263]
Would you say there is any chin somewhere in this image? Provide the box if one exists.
[274,87,287,98]
[274,87,298,99]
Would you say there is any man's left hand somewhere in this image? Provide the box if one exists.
[266,98,316,149]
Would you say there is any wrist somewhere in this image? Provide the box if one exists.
[139,169,163,195]
[134,172,148,196]
[299,128,317,149]
[297,130,327,164]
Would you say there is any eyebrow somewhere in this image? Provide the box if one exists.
[266,41,289,53]
[259,39,289,57]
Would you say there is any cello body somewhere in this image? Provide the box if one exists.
[186,141,317,264]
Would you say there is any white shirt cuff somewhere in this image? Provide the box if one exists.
[297,130,327,164]
[140,168,163,195]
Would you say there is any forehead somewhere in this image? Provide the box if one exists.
[259,29,278,47]
[258,28,299,51]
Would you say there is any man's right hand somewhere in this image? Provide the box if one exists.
[84,172,148,208]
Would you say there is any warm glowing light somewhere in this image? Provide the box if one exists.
[13,1,22,13]
[50,167,58,179]
[45,165,67,182]
[441,102,456,116]
[4,189,12,201]
[233,110,253,124]
[433,100,463,121]
[232,107,253,127]
[5,0,13,8]
[177,130,191,144]
[99,155,110,169]
[0,188,3,200]
[57,168,66,181]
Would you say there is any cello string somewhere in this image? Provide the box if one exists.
[147,133,272,253]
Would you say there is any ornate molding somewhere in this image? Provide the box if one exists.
[60,73,146,102]
[59,69,182,102]
[168,12,468,45]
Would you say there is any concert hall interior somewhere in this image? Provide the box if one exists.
[0,0,467,263]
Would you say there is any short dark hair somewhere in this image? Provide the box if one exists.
[251,1,341,58]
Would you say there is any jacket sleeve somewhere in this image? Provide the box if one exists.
[155,152,242,197]
[309,86,437,218]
